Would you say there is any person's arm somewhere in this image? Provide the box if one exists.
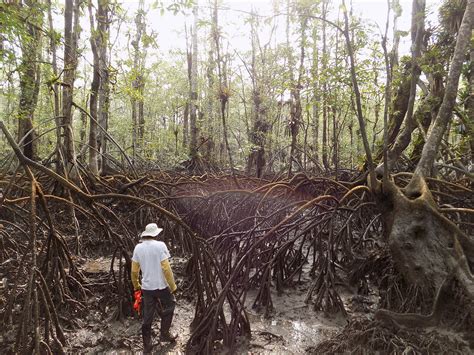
[131,261,141,291]
[161,259,177,293]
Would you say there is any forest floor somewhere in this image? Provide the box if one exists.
[60,248,473,354]
[64,256,375,354]
[63,278,472,354]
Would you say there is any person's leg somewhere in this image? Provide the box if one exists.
[157,288,176,341]
[142,290,158,352]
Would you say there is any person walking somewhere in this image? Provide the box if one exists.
[131,223,178,353]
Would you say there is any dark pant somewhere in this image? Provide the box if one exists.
[142,288,176,336]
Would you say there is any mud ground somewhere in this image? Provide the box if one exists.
[66,256,377,354]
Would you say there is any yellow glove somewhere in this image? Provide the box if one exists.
[131,261,141,291]
[161,259,177,293]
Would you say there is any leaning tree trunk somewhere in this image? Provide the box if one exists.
[409,75,444,165]
[342,0,376,186]
[415,1,473,177]
[375,0,474,328]
[373,59,411,164]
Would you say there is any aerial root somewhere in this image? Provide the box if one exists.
[1,156,472,352]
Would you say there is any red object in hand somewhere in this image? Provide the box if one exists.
[133,290,142,314]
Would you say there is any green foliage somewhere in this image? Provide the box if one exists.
[152,0,195,15]
[392,0,403,18]
[0,0,470,173]
[0,3,30,61]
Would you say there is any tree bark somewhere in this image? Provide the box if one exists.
[98,0,110,173]
[288,12,307,177]
[311,25,320,167]
[332,105,338,177]
[464,39,474,167]
[88,0,100,175]
[384,0,426,172]
[189,5,199,159]
[131,0,145,159]
[17,0,42,161]
[247,11,268,178]
[409,76,444,165]
[205,1,218,162]
[386,62,411,149]
[321,0,329,172]
[47,0,62,172]
[62,0,81,179]
[416,0,474,177]
[342,0,376,186]
[213,5,238,186]
[287,1,307,177]
[375,3,474,330]
[183,102,189,148]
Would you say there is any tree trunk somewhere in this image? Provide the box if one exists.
[62,0,81,179]
[311,25,320,168]
[17,0,42,161]
[79,107,87,161]
[206,1,217,162]
[183,102,189,148]
[332,105,338,177]
[464,39,474,167]
[88,0,100,175]
[288,1,306,176]
[289,18,306,176]
[321,0,329,172]
[131,97,137,160]
[138,82,145,146]
[247,11,268,178]
[189,5,199,159]
[384,62,411,152]
[131,0,145,159]
[214,6,238,186]
[384,0,426,172]
[47,0,62,172]
[409,76,444,165]
[98,0,110,173]
[376,0,474,329]
[342,0,376,186]
[415,0,474,177]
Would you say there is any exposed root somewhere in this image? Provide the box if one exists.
[1,134,472,353]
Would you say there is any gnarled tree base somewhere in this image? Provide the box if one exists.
[373,174,473,329]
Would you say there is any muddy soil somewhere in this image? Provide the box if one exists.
[65,292,350,354]
[66,257,376,354]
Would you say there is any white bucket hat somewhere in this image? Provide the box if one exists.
[141,223,163,238]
